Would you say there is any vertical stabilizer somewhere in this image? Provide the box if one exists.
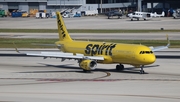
[56,12,72,42]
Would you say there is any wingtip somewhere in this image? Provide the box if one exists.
[13,42,20,53]
[166,34,170,47]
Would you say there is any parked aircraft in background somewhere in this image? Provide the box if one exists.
[173,9,180,19]
[105,10,123,19]
[128,11,165,21]
[15,12,170,74]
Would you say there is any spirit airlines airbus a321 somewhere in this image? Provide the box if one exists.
[16,12,170,74]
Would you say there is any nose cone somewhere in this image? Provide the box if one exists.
[143,54,156,65]
[137,54,156,65]
[147,54,156,64]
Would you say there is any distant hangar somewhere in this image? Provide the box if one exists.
[0,0,179,13]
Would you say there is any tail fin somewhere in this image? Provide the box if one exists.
[162,11,165,17]
[56,12,72,42]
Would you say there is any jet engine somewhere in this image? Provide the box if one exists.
[79,60,97,70]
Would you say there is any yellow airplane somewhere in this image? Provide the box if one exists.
[16,12,170,74]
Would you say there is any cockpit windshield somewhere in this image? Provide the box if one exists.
[139,51,153,54]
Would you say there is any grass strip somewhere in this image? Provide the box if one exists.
[0,38,179,48]
[0,29,180,33]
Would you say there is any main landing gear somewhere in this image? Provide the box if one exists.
[83,69,91,73]
[116,64,145,74]
[116,64,124,71]
[140,65,145,74]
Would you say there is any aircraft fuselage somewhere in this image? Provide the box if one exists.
[56,41,156,66]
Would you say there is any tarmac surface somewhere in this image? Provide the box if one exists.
[0,50,180,102]
[0,16,180,102]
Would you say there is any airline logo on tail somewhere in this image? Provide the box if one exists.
[57,13,66,39]
[56,12,72,42]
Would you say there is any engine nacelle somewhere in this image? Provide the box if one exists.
[79,60,97,70]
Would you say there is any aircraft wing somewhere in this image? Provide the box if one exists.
[28,52,104,60]
[31,43,57,46]
[149,45,169,52]
[14,47,104,61]
[149,35,170,52]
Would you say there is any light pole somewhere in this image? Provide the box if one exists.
[64,0,65,9]
[56,0,57,11]
[60,0,61,10]
[100,0,102,13]
[138,0,142,12]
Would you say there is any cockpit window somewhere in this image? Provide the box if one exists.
[139,51,153,54]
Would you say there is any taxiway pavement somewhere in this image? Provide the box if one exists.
[0,16,180,29]
[0,50,180,102]
[0,33,180,40]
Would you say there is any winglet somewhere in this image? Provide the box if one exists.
[13,42,20,53]
[166,34,170,47]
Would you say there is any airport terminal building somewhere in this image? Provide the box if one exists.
[0,0,180,13]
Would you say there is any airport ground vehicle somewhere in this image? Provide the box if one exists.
[22,11,29,17]
[11,10,29,17]
[0,10,7,17]
[36,10,50,18]
[105,10,123,19]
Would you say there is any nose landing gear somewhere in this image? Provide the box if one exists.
[140,65,145,74]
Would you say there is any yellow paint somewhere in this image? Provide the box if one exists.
[55,12,156,67]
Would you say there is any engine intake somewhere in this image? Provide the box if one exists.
[79,60,97,70]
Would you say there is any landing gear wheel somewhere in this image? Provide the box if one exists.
[116,65,120,70]
[116,64,124,71]
[120,65,124,70]
[140,70,145,74]
[131,19,133,21]
[137,18,139,21]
